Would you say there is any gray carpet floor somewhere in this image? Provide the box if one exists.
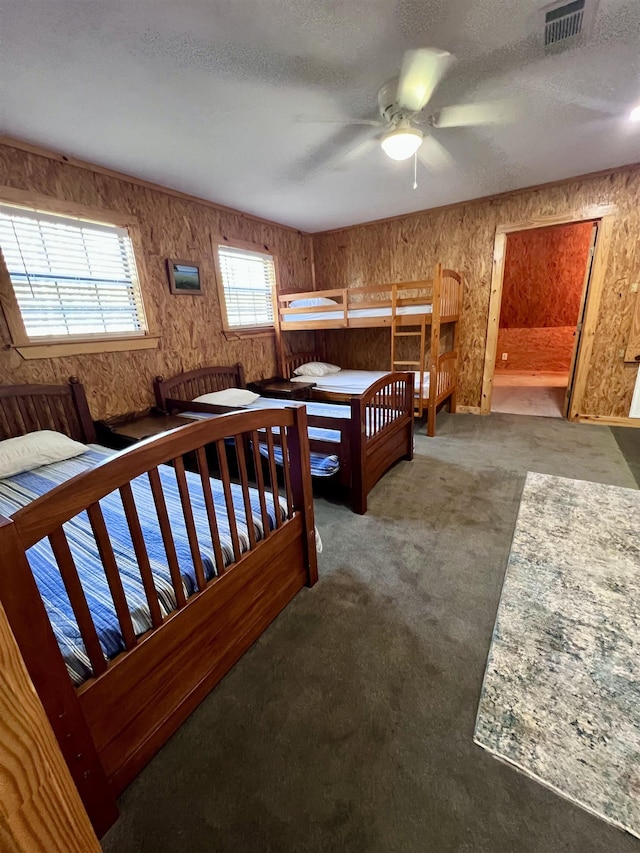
[612,426,640,487]
[102,412,639,853]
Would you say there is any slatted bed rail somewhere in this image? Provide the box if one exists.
[0,391,316,835]
[349,372,414,513]
[441,268,463,320]
[276,280,439,332]
[276,269,462,334]
[435,351,458,408]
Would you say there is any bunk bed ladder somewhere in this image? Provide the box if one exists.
[390,286,427,418]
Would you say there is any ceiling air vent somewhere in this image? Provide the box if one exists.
[543,0,594,48]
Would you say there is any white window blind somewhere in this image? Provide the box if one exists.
[217,244,276,329]
[0,205,147,339]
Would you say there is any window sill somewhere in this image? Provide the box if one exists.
[14,335,160,360]
[222,327,275,341]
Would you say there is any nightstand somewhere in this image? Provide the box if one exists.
[95,411,194,450]
[248,377,317,400]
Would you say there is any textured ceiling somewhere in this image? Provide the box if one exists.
[1,0,639,231]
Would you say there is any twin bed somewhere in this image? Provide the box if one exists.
[153,363,415,515]
[0,379,317,834]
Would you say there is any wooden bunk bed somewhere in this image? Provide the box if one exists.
[273,263,463,436]
[153,364,415,515]
[0,378,317,836]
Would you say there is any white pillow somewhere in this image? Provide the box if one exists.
[193,388,260,407]
[292,362,341,377]
[289,297,338,309]
[0,430,88,479]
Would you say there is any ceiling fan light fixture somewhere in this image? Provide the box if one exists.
[381,127,423,161]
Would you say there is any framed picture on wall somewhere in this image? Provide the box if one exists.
[166,259,203,295]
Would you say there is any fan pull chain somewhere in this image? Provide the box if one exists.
[413,152,418,190]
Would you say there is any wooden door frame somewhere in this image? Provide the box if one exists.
[562,221,598,418]
[480,206,616,418]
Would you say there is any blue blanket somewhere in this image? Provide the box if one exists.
[0,446,286,685]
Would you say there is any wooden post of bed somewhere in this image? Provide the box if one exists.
[0,515,118,835]
[450,289,460,414]
[272,283,287,377]
[0,596,102,853]
[427,263,443,437]
[348,394,367,515]
[68,376,97,442]
[285,405,318,585]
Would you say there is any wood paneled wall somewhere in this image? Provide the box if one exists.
[313,166,640,418]
[1,141,638,419]
[500,221,592,328]
[496,326,575,373]
[0,144,314,419]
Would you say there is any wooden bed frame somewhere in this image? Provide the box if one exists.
[273,263,463,436]
[0,378,317,836]
[153,364,415,514]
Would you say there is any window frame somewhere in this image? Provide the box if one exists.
[0,187,159,359]
[212,235,279,338]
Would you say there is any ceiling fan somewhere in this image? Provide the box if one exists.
[303,48,517,174]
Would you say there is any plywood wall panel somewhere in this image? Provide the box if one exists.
[626,240,640,362]
[496,326,575,372]
[0,144,314,419]
[500,222,592,328]
[313,166,640,417]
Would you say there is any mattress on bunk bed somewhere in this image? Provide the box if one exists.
[290,369,430,397]
[282,302,433,324]
[0,445,287,686]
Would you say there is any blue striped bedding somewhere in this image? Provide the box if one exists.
[0,445,287,685]
[185,398,351,478]
[250,398,349,478]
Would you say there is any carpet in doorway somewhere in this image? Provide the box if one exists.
[475,472,640,839]
[490,383,565,417]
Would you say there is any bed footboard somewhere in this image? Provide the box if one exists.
[349,373,414,514]
[0,406,316,835]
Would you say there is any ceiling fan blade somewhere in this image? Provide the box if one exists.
[295,117,382,127]
[397,48,453,113]
[417,136,453,171]
[433,100,518,128]
[336,135,380,167]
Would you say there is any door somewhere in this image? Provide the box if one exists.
[564,221,598,417]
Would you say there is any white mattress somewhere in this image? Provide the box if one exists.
[282,302,432,324]
[291,369,430,396]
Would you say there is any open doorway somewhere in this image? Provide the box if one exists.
[490,220,597,418]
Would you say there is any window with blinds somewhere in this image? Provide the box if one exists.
[216,243,276,330]
[0,205,147,340]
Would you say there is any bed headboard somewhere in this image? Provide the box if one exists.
[281,351,326,380]
[153,363,246,410]
[0,377,96,443]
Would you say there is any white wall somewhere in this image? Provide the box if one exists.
[630,368,640,418]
